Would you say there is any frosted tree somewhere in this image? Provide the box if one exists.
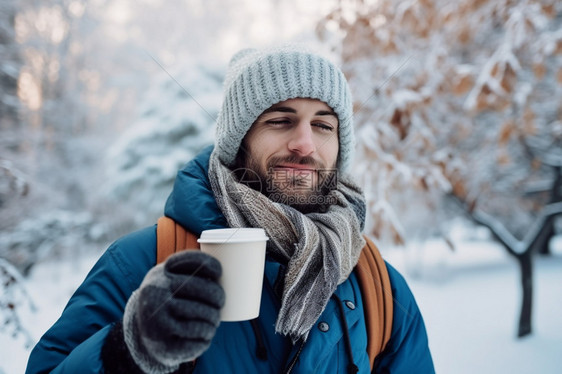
[0,0,25,206]
[0,0,116,274]
[0,258,36,349]
[0,0,19,129]
[319,0,562,337]
[0,0,173,268]
[101,61,223,227]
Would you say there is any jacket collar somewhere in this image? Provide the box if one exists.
[164,145,227,234]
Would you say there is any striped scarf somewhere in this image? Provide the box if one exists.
[208,151,366,342]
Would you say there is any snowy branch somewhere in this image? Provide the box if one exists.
[468,202,562,256]
[0,159,29,197]
[0,258,36,348]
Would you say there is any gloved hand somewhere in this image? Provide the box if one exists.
[123,250,225,373]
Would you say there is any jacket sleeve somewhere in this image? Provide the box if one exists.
[373,262,435,374]
[25,227,156,374]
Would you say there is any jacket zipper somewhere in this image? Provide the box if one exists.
[283,339,305,374]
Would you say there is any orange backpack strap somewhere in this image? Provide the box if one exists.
[156,216,199,264]
[356,235,394,369]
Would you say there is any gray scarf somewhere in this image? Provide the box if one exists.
[208,151,366,342]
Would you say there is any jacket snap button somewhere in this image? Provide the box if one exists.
[318,322,330,332]
[345,300,356,310]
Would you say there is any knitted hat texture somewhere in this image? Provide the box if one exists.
[214,46,354,171]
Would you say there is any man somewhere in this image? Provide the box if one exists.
[26,46,435,373]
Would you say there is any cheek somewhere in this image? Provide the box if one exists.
[249,131,281,156]
[321,138,339,167]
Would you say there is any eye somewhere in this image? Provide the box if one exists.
[266,119,291,126]
[313,122,335,132]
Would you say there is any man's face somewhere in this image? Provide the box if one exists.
[238,98,339,212]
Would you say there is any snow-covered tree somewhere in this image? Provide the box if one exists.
[319,0,562,337]
[101,62,223,227]
[0,0,122,276]
[0,0,19,129]
[320,0,562,243]
[0,258,36,349]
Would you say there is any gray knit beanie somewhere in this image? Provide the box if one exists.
[214,46,355,172]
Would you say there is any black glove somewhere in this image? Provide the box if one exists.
[122,250,225,373]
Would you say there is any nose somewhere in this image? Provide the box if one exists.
[287,121,316,157]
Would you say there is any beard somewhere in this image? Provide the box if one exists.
[233,152,338,214]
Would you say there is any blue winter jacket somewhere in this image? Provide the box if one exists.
[26,146,434,373]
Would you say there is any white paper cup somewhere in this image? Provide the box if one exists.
[198,228,268,321]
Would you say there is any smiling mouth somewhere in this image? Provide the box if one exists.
[274,164,316,172]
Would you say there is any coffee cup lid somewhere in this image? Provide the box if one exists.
[197,228,269,243]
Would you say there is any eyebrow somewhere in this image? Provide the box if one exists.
[262,106,337,117]
[315,110,337,117]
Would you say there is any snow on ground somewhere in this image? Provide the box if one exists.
[0,250,103,374]
[2,236,562,373]
[384,234,562,374]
